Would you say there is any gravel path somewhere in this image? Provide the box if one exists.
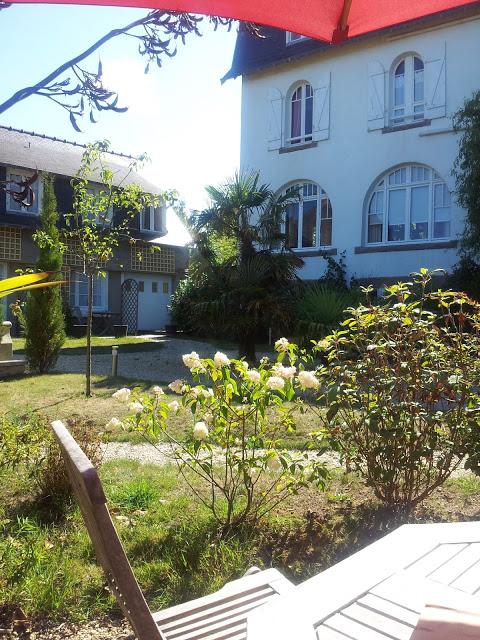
[54,336,261,383]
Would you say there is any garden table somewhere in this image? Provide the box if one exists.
[246,521,480,639]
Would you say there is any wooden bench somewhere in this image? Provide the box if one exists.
[51,420,294,640]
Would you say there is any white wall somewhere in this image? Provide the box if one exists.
[240,17,480,282]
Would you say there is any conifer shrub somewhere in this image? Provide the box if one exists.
[24,173,65,373]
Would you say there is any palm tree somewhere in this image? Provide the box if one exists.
[190,172,303,361]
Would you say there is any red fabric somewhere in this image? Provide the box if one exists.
[8,0,480,42]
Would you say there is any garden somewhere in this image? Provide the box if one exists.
[2,96,480,637]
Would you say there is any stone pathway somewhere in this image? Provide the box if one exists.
[54,336,258,383]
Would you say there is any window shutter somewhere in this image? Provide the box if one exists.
[313,73,330,141]
[267,88,283,151]
[367,61,386,131]
[425,43,446,120]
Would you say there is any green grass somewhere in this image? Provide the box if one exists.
[13,335,165,356]
[1,458,479,628]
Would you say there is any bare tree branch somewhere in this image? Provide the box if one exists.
[0,8,263,130]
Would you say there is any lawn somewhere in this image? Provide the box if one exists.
[0,372,319,447]
[1,457,479,631]
[12,335,165,356]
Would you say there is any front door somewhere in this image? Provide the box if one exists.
[123,273,173,331]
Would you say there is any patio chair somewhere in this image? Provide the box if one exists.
[51,420,294,640]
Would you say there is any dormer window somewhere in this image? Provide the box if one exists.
[6,168,40,215]
[86,185,113,225]
[288,83,313,145]
[391,55,424,126]
[141,205,164,234]
[286,32,309,45]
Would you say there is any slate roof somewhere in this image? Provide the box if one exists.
[222,3,480,81]
[0,126,163,195]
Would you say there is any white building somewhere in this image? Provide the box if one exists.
[223,6,480,285]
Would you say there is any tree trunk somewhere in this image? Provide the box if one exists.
[85,272,93,397]
[238,331,256,363]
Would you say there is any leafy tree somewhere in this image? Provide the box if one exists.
[23,174,66,373]
[175,172,303,361]
[36,141,154,396]
[453,91,480,257]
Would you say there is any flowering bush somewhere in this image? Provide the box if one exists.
[116,348,327,533]
[308,269,480,514]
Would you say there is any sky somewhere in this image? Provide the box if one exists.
[0,4,242,242]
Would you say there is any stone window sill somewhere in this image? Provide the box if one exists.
[382,119,431,134]
[354,240,458,254]
[279,141,318,154]
[294,247,337,257]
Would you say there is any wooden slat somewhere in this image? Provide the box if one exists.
[357,594,419,627]
[160,588,274,634]
[323,613,395,640]
[450,560,480,594]
[164,618,247,640]
[341,602,413,640]
[316,626,351,639]
[404,543,468,577]
[429,543,480,585]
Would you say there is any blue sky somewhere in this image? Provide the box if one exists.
[0,4,241,216]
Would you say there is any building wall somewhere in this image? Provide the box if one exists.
[240,17,480,282]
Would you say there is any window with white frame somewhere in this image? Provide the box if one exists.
[141,205,164,233]
[367,165,451,244]
[69,272,107,311]
[391,55,424,126]
[284,182,332,249]
[286,32,309,45]
[86,185,113,225]
[288,83,314,145]
[6,168,40,214]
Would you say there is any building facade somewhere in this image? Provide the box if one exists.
[224,6,480,285]
[0,127,187,332]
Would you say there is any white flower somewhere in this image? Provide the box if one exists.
[298,371,319,389]
[168,400,180,412]
[182,351,203,370]
[214,351,230,368]
[245,369,261,383]
[201,388,214,399]
[366,344,377,351]
[168,379,184,394]
[266,376,285,391]
[266,455,282,471]
[128,401,144,415]
[193,421,209,440]
[448,374,463,384]
[273,364,296,380]
[204,412,213,424]
[274,337,290,353]
[112,387,131,402]
[106,417,123,430]
[189,387,201,398]
[152,386,164,396]
[304,466,314,481]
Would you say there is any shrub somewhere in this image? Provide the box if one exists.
[0,414,102,508]
[295,284,362,340]
[24,173,66,373]
[308,269,480,515]
[115,348,328,535]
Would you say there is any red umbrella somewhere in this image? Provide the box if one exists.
[7,0,480,43]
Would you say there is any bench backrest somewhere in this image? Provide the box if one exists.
[51,420,164,640]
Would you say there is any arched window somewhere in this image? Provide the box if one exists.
[284,182,332,249]
[367,165,451,244]
[391,55,424,125]
[288,83,313,145]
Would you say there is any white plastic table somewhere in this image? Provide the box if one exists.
[246,521,480,640]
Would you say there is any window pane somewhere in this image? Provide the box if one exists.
[368,221,383,243]
[410,185,429,239]
[154,207,162,232]
[394,72,405,107]
[142,208,151,230]
[321,198,332,220]
[434,183,451,238]
[285,203,299,248]
[414,68,424,103]
[305,86,313,137]
[320,199,332,245]
[8,173,39,213]
[388,189,406,241]
[291,88,302,141]
[302,200,317,247]
[78,273,88,307]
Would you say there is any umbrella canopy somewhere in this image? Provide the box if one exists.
[7,0,480,42]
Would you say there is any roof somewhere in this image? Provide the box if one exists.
[0,126,163,195]
[223,3,480,81]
